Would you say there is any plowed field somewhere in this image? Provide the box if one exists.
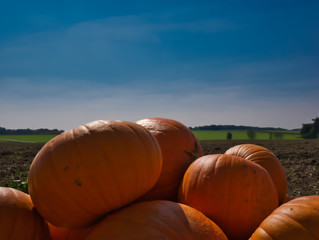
[0,140,318,198]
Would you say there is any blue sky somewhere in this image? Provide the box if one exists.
[1,0,318,130]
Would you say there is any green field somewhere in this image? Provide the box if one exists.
[0,130,302,143]
[0,135,57,143]
[191,130,302,141]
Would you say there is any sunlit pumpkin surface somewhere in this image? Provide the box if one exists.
[28,120,162,229]
[179,154,279,240]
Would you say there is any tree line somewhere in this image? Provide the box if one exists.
[0,127,64,135]
[191,118,319,140]
[190,124,293,131]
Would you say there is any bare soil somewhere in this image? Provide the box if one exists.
[0,142,43,187]
[0,140,318,198]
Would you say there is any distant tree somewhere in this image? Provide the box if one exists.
[0,127,6,135]
[301,117,319,139]
[300,123,313,135]
[226,132,232,140]
[273,132,284,140]
[269,132,273,140]
[247,130,256,140]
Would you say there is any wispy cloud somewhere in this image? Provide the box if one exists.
[0,14,236,82]
[1,4,317,130]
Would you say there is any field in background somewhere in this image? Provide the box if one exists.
[0,135,57,143]
[0,130,302,143]
[192,130,301,141]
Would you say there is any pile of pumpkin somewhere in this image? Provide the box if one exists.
[1,118,318,240]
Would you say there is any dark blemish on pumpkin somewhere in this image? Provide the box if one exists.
[74,179,82,186]
[290,208,293,211]
[64,166,69,172]
[76,164,79,169]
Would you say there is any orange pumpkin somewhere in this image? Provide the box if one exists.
[179,154,279,240]
[282,193,292,204]
[136,117,203,201]
[250,195,319,239]
[86,200,228,240]
[28,120,162,229]
[0,187,51,240]
[225,144,287,204]
[49,223,93,240]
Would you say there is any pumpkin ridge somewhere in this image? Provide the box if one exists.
[196,157,211,192]
[32,141,69,223]
[8,193,19,239]
[80,123,113,208]
[45,130,97,225]
[126,122,163,193]
[96,122,128,205]
[238,145,268,159]
[68,128,101,216]
[275,211,316,239]
[281,202,319,214]
[216,155,236,234]
[71,125,115,215]
[119,123,144,198]
[237,144,250,156]
[84,122,128,208]
[244,149,267,159]
[123,125,153,197]
[165,119,182,131]
[257,225,276,239]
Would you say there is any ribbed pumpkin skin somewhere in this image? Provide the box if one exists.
[250,195,319,240]
[49,223,93,240]
[28,120,162,229]
[179,154,279,240]
[86,200,228,240]
[136,117,203,201]
[225,144,287,204]
[0,187,51,240]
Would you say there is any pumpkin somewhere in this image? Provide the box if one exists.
[136,117,203,201]
[0,187,51,240]
[28,120,162,229]
[178,154,279,240]
[225,144,287,204]
[250,195,319,239]
[282,193,292,204]
[48,223,93,240]
[86,200,228,240]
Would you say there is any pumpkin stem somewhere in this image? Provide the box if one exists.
[185,141,201,162]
